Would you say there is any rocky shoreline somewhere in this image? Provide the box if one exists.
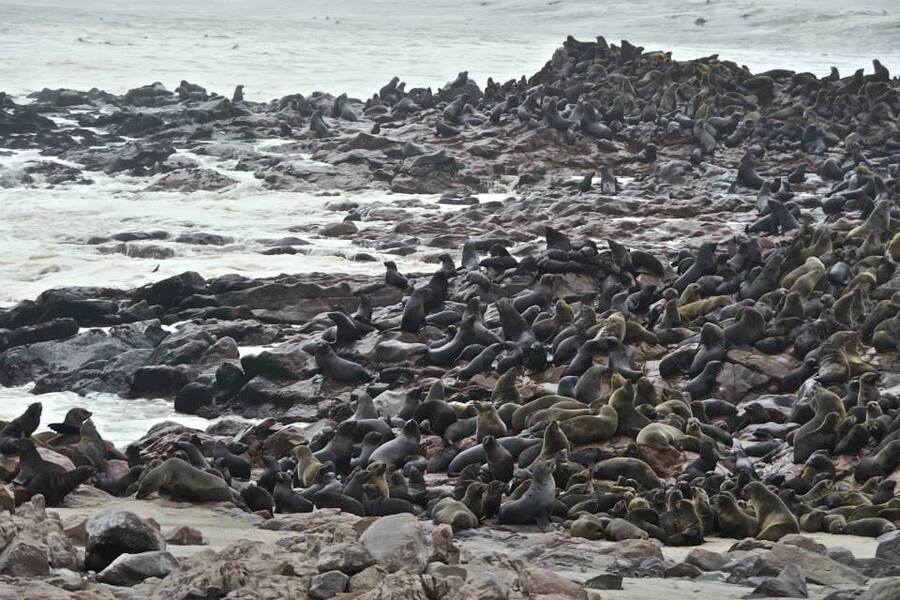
[1,36,900,598]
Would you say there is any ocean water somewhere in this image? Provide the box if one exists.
[0,0,897,100]
[0,0,897,444]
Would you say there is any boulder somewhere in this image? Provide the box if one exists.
[876,530,900,563]
[348,564,390,593]
[746,564,808,598]
[317,542,375,575]
[765,543,867,587]
[261,425,309,458]
[309,570,349,599]
[515,562,588,599]
[85,509,166,572]
[0,540,49,577]
[359,513,429,573]
[97,550,179,586]
[686,548,729,571]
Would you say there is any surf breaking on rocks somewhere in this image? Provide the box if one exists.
[1,35,899,599]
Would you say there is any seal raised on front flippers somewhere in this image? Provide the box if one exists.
[498,459,556,527]
[137,457,248,510]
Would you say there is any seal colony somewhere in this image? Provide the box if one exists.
[1,35,900,597]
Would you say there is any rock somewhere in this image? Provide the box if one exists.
[686,548,729,571]
[470,571,510,599]
[859,578,900,600]
[261,425,309,458]
[515,562,588,599]
[0,483,14,513]
[352,571,429,600]
[85,509,167,572]
[780,535,827,555]
[97,550,179,586]
[359,513,429,573]
[716,362,771,403]
[584,573,624,590]
[174,382,214,414]
[309,570,349,599]
[665,562,703,578]
[765,543,867,587]
[317,542,374,575]
[746,563,809,598]
[259,509,362,533]
[63,516,87,545]
[0,540,49,576]
[430,524,460,565]
[165,525,206,546]
[876,530,900,563]
[726,349,798,383]
[426,562,467,579]
[147,540,317,599]
[348,564,390,593]
[596,538,665,560]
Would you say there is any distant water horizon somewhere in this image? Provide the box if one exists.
[1,0,897,102]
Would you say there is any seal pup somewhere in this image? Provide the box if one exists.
[482,435,514,482]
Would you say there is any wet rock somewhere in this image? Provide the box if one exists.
[0,317,78,352]
[359,513,429,574]
[96,550,179,586]
[174,381,214,414]
[309,570,349,599]
[85,509,167,572]
[147,168,238,192]
[97,242,175,260]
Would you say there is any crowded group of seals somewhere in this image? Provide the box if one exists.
[1,34,900,597]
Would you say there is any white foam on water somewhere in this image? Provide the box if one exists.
[0,384,253,448]
[1,0,897,441]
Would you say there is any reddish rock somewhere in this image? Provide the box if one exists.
[430,524,460,565]
[63,516,87,545]
[515,563,587,600]
[0,484,15,513]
